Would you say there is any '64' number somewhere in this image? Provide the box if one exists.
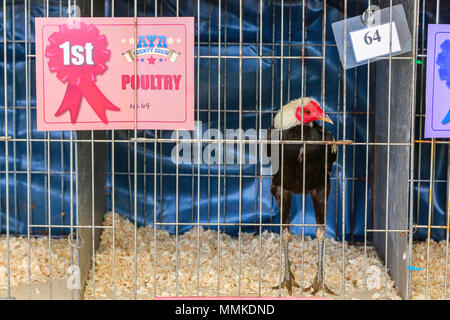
[364,29,381,45]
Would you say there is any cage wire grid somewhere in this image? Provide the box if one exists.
[0,0,449,300]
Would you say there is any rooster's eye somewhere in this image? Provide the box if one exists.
[304,110,311,115]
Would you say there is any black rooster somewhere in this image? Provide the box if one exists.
[267,97,337,295]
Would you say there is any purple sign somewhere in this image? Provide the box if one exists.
[426,24,450,138]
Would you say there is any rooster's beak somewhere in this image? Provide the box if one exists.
[319,113,334,125]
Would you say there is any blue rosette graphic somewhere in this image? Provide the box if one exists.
[437,39,450,124]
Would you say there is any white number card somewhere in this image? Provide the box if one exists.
[350,22,401,62]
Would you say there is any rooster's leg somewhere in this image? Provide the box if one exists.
[271,229,299,295]
[304,227,336,295]
[271,185,299,295]
[304,188,336,296]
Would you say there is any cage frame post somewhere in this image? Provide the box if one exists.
[373,0,418,299]
[76,131,107,298]
[75,0,108,299]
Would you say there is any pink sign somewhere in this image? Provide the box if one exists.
[35,17,194,131]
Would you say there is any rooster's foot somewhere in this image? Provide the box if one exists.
[272,270,299,295]
[304,276,336,296]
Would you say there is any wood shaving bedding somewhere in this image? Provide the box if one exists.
[411,240,450,300]
[0,236,73,289]
[1,213,448,300]
[83,213,401,300]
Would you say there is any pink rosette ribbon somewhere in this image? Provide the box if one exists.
[45,22,120,124]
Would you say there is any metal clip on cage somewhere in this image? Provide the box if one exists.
[361,6,378,26]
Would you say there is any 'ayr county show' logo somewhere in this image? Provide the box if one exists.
[122,34,181,63]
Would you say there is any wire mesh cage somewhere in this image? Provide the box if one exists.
[0,0,449,300]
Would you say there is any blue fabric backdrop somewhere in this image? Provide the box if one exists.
[0,0,448,241]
